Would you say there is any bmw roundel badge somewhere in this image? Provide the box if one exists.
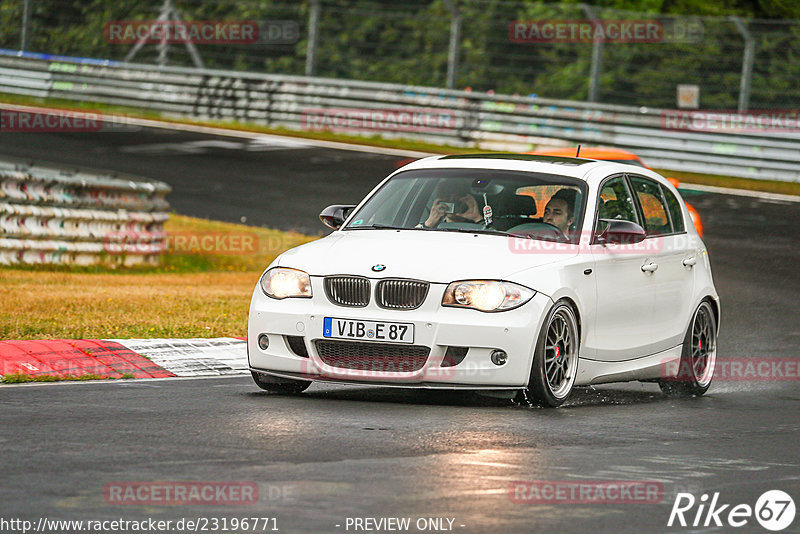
[372,264,386,272]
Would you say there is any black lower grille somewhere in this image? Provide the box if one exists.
[441,346,468,367]
[285,336,309,357]
[315,340,430,373]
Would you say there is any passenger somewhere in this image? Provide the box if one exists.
[419,183,483,229]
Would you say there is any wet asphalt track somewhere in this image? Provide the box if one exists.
[1,125,799,533]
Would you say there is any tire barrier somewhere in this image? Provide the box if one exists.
[0,161,170,266]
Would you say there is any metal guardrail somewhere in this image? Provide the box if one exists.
[0,160,170,266]
[0,52,798,182]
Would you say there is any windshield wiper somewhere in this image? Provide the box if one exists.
[349,225,521,238]
[347,223,411,230]
[434,227,511,237]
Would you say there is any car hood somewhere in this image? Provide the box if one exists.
[276,230,575,283]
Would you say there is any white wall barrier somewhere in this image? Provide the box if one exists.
[0,161,170,266]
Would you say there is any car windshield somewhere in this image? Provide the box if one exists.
[344,168,588,243]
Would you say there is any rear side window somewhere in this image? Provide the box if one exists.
[629,176,672,236]
[596,175,639,231]
[661,185,686,233]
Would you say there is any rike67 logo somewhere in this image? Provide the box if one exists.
[668,490,796,531]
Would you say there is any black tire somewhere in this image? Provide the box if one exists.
[659,300,717,397]
[251,371,311,394]
[517,300,580,408]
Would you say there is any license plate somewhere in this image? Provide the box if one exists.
[323,317,414,344]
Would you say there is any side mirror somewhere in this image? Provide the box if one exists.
[319,205,356,230]
[595,219,647,245]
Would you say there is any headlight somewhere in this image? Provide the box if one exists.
[442,280,535,312]
[260,267,312,299]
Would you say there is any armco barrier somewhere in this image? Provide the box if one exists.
[0,51,798,182]
[0,161,170,266]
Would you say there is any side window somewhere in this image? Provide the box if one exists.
[661,185,686,233]
[596,176,638,231]
[629,176,671,236]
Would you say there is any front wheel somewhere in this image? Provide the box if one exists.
[251,371,311,395]
[659,300,717,397]
[517,300,580,407]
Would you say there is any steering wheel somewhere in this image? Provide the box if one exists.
[538,222,570,242]
[508,222,570,243]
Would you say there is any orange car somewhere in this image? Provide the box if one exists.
[532,147,703,237]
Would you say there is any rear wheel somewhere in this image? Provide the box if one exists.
[251,371,310,395]
[517,300,579,407]
[659,300,717,397]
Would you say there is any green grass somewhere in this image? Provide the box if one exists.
[656,168,800,196]
[1,372,113,383]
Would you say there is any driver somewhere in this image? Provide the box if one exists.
[542,188,577,235]
[419,182,483,229]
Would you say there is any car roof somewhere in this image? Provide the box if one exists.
[532,146,643,161]
[395,153,667,187]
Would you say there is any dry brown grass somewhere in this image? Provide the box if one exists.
[0,270,256,339]
[0,214,318,340]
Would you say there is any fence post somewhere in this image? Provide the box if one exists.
[305,0,321,76]
[20,0,32,51]
[124,0,204,69]
[581,4,603,103]
[444,0,461,89]
[731,16,754,113]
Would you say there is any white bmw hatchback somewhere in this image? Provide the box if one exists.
[248,154,719,406]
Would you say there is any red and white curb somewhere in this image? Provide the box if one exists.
[0,338,248,381]
[107,338,248,377]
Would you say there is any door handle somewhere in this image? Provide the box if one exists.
[682,257,697,267]
[641,262,658,273]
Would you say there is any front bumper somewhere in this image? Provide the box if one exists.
[247,277,553,388]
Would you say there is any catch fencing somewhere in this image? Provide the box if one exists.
[4,0,800,112]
